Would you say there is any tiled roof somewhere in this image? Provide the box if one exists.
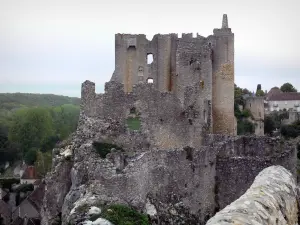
[11,217,23,225]
[21,166,39,180]
[0,188,8,199]
[12,183,45,219]
[267,92,300,101]
[0,199,11,219]
[11,217,40,225]
[27,183,45,212]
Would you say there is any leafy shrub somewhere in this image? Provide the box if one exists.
[0,178,20,190]
[100,204,150,225]
[281,121,300,138]
[126,117,141,131]
[92,142,123,158]
[237,120,255,135]
[24,148,38,165]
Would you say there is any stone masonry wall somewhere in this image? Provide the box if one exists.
[214,136,297,210]
[207,165,299,225]
[81,80,212,150]
[245,96,265,135]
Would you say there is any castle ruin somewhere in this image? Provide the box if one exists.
[82,14,236,145]
[41,14,299,225]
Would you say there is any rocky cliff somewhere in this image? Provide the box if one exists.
[41,112,297,225]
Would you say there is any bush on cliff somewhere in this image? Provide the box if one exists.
[90,204,150,225]
[92,142,123,158]
[281,120,300,139]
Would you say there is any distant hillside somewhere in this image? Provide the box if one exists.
[0,93,80,108]
[0,93,81,128]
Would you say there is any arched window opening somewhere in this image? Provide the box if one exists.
[147,54,153,64]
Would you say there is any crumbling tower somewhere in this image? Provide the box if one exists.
[211,14,235,135]
[108,14,235,136]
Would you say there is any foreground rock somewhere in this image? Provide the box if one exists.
[206,165,299,225]
[40,111,297,225]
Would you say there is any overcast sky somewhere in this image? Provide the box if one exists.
[0,0,299,97]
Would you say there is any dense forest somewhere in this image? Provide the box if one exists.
[0,93,80,176]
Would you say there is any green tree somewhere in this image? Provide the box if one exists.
[237,120,255,135]
[8,107,54,154]
[51,104,79,140]
[24,148,38,165]
[34,150,52,176]
[280,83,297,92]
[256,89,265,97]
[264,116,275,135]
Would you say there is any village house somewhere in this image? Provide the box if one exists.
[20,167,40,186]
[11,183,45,224]
[265,87,300,113]
[0,199,11,225]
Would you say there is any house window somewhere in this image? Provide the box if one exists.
[285,101,287,105]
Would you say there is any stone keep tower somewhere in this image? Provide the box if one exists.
[110,14,235,135]
[211,14,235,135]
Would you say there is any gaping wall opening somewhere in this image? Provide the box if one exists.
[147,78,154,84]
[147,54,153,64]
[126,107,141,131]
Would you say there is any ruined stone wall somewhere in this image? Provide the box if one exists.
[245,96,265,135]
[112,33,178,93]
[64,144,218,224]
[214,136,297,210]
[81,80,212,150]
[174,34,212,103]
[206,165,298,225]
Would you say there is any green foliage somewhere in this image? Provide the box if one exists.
[280,83,297,92]
[126,117,141,131]
[51,104,80,140]
[92,142,123,158]
[237,120,255,135]
[34,151,52,177]
[0,125,21,163]
[0,93,80,167]
[100,204,150,225]
[234,85,245,107]
[281,120,300,138]
[0,178,20,190]
[24,148,38,165]
[14,183,34,193]
[0,93,80,109]
[9,107,54,152]
[256,89,265,97]
[234,84,255,135]
[76,204,90,213]
[264,116,275,135]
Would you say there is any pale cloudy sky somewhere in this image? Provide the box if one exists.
[0,0,299,97]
